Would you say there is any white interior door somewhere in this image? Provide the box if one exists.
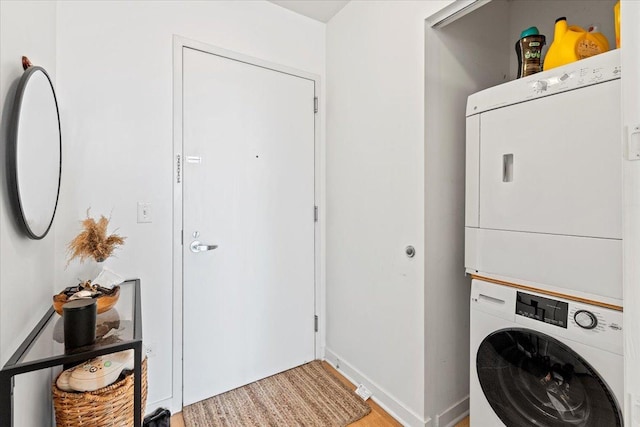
[182,47,316,406]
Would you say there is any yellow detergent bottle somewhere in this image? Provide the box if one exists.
[614,0,620,48]
[579,25,610,58]
[543,17,609,71]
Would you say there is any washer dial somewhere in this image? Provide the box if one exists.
[574,310,598,329]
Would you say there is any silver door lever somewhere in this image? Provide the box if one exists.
[190,240,218,253]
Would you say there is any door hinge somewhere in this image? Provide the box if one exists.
[181,230,183,245]
[176,154,182,183]
[314,205,318,222]
[314,97,318,114]
[314,315,319,332]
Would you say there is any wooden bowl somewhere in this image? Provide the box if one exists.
[53,286,120,315]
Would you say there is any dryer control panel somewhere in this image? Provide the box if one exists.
[466,49,620,116]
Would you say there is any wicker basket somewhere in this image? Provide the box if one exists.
[52,357,148,426]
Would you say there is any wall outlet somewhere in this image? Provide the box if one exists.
[144,343,156,359]
[137,202,152,223]
[355,384,372,401]
[632,393,640,426]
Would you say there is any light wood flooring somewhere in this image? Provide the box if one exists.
[169,362,471,426]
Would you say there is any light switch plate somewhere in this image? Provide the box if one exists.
[627,126,640,161]
[137,202,152,223]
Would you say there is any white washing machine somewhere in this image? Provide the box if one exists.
[470,279,623,426]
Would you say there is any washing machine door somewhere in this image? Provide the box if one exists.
[477,328,623,427]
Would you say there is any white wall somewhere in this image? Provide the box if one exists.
[55,0,325,412]
[425,2,510,426]
[325,1,456,426]
[0,2,58,425]
[621,1,640,423]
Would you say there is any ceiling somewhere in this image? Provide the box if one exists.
[268,0,350,23]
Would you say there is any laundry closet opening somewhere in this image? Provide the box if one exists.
[423,0,620,420]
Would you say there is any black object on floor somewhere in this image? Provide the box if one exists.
[143,407,171,427]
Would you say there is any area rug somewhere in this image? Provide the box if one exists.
[183,360,371,426]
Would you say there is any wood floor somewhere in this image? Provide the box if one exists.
[169,362,471,426]
[172,414,469,427]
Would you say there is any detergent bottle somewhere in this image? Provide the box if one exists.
[515,27,546,78]
[543,17,609,71]
[578,25,610,58]
[614,1,620,48]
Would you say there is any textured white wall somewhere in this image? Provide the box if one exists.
[55,0,325,411]
[0,2,58,425]
[325,1,454,425]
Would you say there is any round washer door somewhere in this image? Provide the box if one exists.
[477,328,622,427]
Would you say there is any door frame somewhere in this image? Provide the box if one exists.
[171,35,324,413]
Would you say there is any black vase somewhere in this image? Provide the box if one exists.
[63,298,97,349]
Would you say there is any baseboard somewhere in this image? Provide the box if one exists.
[437,396,469,427]
[324,348,428,427]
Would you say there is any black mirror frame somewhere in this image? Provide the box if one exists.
[8,66,62,240]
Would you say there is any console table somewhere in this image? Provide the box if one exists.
[0,279,143,426]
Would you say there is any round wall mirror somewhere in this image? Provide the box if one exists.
[9,65,61,239]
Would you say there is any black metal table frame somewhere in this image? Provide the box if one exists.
[0,279,143,427]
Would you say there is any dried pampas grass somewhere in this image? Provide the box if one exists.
[67,210,125,265]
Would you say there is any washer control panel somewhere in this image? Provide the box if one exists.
[474,279,623,355]
[514,289,623,354]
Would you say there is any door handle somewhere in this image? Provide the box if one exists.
[190,240,218,253]
[503,153,513,182]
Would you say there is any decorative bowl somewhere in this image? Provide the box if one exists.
[53,285,120,315]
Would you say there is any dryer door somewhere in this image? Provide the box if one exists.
[478,79,621,239]
[476,328,622,427]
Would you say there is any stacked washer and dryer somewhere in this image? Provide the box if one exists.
[465,50,624,426]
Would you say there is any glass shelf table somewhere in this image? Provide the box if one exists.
[0,279,143,426]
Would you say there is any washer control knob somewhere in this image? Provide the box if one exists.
[574,310,598,329]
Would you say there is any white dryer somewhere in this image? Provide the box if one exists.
[470,279,623,426]
[465,50,622,305]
